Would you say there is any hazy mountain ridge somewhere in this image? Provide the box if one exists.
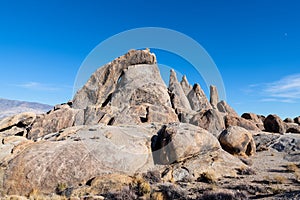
[0,98,52,119]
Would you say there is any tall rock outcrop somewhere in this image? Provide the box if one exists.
[210,85,219,109]
[217,100,238,117]
[73,49,157,109]
[168,70,191,111]
[180,75,192,95]
[187,84,212,112]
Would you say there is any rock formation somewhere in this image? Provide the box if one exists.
[219,126,256,157]
[187,84,212,112]
[294,116,300,125]
[225,115,260,131]
[217,100,238,117]
[180,75,192,95]
[168,70,191,111]
[209,85,219,109]
[0,49,299,199]
[264,114,286,134]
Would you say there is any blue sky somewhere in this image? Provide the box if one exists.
[0,0,299,118]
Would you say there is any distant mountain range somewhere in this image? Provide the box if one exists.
[0,98,52,119]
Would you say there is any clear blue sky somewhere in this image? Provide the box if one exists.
[0,0,299,118]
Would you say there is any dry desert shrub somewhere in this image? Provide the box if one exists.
[104,176,151,199]
[27,188,67,200]
[273,175,288,184]
[262,175,287,184]
[286,162,299,172]
[133,176,151,196]
[151,192,165,200]
[237,166,256,175]
[198,171,217,184]
[201,190,248,200]
[105,187,138,200]
[285,163,300,183]
[158,183,188,200]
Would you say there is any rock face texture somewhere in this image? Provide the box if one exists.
[294,116,300,125]
[219,126,256,157]
[151,123,220,164]
[225,115,260,131]
[241,113,261,124]
[187,84,212,112]
[4,125,156,195]
[0,49,299,199]
[0,112,36,136]
[209,85,219,109]
[190,109,225,137]
[217,100,238,117]
[73,49,157,109]
[28,103,83,139]
[168,70,191,111]
[180,75,192,95]
[264,114,286,134]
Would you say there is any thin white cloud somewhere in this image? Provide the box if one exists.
[264,74,300,102]
[15,82,61,91]
[245,73,300,103]
[260,98,295,103]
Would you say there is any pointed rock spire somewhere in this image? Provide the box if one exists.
[168,70,192,111]
[217,100,238,117]
[180,75,192,95]
[210,85,219,109]
[187,84,212,111]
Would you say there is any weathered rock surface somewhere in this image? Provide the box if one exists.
[217,100,239,117]
[272,133,300,153]
[241,113,262,124]
[162,148,246,183]
[168,70,191,111]
[219,126,256,157]
[294,116,300,125]
[187,84,212,112]
[28,104,83,140]
[284,117,293,123]
[2,123,244,196]
[253,131,300,162]
[180,75,192,95]
[109,64,178,125]
[264,114,286,134]
[225,115,260,131]
[241,112,265,130]
[27,52,179,139]
[0,112,36,134]
[73,49,156,109]
[209,85,219,109]
[0,136,32,164]
[253,132,281,152]
[190,109,225,137]
[151,123,221,164]
[285,122,300,133]
[3,125,156,195]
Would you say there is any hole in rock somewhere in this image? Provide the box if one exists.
[117,71,125,84]
[85,177,95,186]
[101,93,113,108]
[107,117,115,126]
